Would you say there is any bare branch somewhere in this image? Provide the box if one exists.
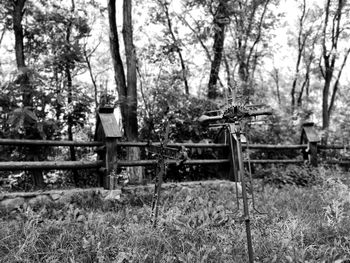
[328,47,350,116]
[0,27,6,48]
[161,0,189,94]
[246,0,269,70]
[176,13,212,62]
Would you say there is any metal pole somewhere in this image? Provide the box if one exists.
[228,125,240,210]
[235,125,254,263]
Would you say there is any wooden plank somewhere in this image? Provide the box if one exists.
[302,124,320,143]
[0,139,103,147]
[247,159,304,164]
[117,142,306,149]
[98,113,122,138]
[105,139,118,172]
[308,142,318,166]
[116,159,304,167]
[148,145,179,159]
[117,142,228,148]
[0,161,103,170]
[117,159,230,166]
[0,158,304,171]
[244,144,307,149]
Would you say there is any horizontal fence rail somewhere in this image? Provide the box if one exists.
[0,136,348,179]
[245,144,307,150]
[117,142,308,150]
[247,159,304,164]
[117,142,228,148]
[0,139,104,147]
[1,119,349,191]
[116,159,305,167]
[0,161,104,171]
[117,159,231,167]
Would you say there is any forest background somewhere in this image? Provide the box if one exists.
[1,0,350,187]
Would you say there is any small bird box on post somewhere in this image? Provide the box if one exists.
[301,122,320,166]
[95,107,122,189]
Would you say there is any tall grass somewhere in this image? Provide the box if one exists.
[1,167,350,262]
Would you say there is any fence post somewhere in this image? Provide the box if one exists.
[105,138,119,189]
[95,107,122,189]
[301,122,320,166]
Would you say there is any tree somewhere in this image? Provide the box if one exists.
[147,0,190,95]
[65,0,80,184]
[122,0,138,140]
[319,0,350,141]
[207,0,229,99]
[11,0,32,107]
[8,0,46,187]
[290,0,321,112]
[230,0,272,103]
[270,67,281,105]
[31,0,94,184]
[162,1,189,95]
[108,0,138,140]
[2,0,96,187]
[108,0,141,182]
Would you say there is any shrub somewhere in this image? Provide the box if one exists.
[257,164,322,187]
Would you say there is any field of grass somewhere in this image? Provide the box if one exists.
[1,166,350,262]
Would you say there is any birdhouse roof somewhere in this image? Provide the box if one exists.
[302,123,320,143]
[97,108,122,138]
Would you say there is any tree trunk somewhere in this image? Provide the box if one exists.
[297,76,308,107]
[271,68,281,105]
[65,63,80,185]
[207,1,227,99]
[122,0,142,183]
[238,59,249,101]
[328,47,350,119]
[12,0,43,187]
[234,0,270,103]
[84,49,99,111]
[108,0,127,129]
[291,0,307,112]
[122,0,138,141]
[322,75,331,131]
[0,27,6,48]
[108,0,142,183]
[320,0,348,144]
[13,0,26,69]
[54,69,62,120]
[65,0,79,185]
[12,0,31,107]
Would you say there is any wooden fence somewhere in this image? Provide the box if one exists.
[0,139,103,170]
[0,110,349,189]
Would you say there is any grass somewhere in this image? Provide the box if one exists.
[1,166,350,262]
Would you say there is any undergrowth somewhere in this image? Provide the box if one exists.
[1,167,350,262]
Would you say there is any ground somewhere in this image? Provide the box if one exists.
[1,166,350,262]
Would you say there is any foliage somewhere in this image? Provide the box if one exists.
[257,164,321,187]
[139,85,218,142]
[327,86,350,145]
[0,0,99,187]
[247,106,314,145]
[0,0,350,189]
[1,168,350,262]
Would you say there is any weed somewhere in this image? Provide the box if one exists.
[1,167,350,262]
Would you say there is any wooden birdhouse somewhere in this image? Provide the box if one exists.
[300,122,320,166]
[95,107,122,189]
